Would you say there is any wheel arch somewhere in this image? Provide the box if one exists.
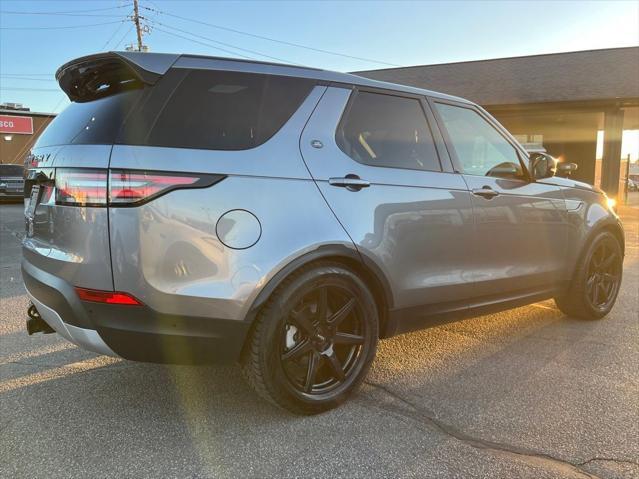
[585,220,625,256]
[601,222,625,257]
[570,218,625,280]
[244,244,394,340]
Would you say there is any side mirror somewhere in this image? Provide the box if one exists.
[529,152,557,180]
[487,162,521,178]
[557,162,578,177]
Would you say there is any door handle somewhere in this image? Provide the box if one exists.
[472,187,499,199]
[329,175,370,191]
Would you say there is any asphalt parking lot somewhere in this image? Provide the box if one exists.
[1,202,637,479]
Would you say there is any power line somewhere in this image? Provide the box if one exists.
[0,87,60,92]
[114,24,135,50]
[142,5,401,67]
[101,14,131,50]
[0,75,55,82]
[0,20,127,31]
[0,73,52,76]
[0,5,132,15]
[152,26,255,61]
[0,11,128,18]
[150,19,300,65]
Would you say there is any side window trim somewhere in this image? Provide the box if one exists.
[428,98,531,181]
[335,87,444,173]
[335,86,357,161]
[420,98,455,173]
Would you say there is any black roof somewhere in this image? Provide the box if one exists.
[57,51,470,104]
[354,47,639,106]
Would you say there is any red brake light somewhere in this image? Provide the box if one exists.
[75,287,143,306]
[109,170,200,205]
[55,169,108,206]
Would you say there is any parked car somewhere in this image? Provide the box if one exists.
[22,52,624,414]
[628,178,638,192]
[0,164,25,201]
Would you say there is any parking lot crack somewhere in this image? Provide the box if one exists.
[364,380,603,479]
[576,457,639,467]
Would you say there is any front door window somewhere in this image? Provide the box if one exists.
[435,103,524,178]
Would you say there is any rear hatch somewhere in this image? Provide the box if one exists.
[23,53,174,290]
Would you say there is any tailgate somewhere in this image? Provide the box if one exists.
[22,51,167,291]
[23,144,114,290]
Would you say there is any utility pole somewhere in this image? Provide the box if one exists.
[133,0,143,52]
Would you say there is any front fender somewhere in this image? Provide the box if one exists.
[564,190,624,279]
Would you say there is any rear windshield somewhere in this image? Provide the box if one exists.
[0,164,24,176]
[34,89,143,148]
[118,69,315,150]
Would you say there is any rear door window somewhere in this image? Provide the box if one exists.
[336,91,441,172]
[120,69,315,150]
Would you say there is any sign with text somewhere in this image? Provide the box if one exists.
[0,115,34,134]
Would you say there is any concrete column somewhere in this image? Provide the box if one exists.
[600,108,624,198]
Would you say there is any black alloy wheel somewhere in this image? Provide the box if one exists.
[241,262,378,414]
[555,231,623,319]
[584,237,622,312]
[279,284,367,395]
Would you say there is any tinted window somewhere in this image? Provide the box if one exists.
[435,103,523,177]
[337,91,440,171]
[0,165,23,176]
[121,69,314,150]
[34,90,143,148]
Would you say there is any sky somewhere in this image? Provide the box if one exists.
[0,0,638,113]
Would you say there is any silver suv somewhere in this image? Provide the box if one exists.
[23,52,624,414]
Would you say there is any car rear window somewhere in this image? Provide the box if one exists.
[118,69,315,150]
[34,89,143,148]
[0,164,24,176]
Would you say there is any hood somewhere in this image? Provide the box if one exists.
[538,175,603,194]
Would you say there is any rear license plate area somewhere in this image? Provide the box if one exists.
[26,185,41,219]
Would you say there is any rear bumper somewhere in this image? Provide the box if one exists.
[22,258,250,364]
[27,290,118,357]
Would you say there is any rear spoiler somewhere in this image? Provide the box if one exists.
[55,51,180,102]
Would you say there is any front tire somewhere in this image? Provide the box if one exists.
[554,231,623,319]
[241,262,378,414]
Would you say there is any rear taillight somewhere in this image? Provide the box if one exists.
[55,169,108,206]
[53,169,224,207]
[109,170,201,205]
[76,287,143,306]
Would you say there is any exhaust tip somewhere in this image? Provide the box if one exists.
[26,303,54,335]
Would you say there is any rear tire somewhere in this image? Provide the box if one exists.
[241,262,378,415]
[554,231,623,320]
